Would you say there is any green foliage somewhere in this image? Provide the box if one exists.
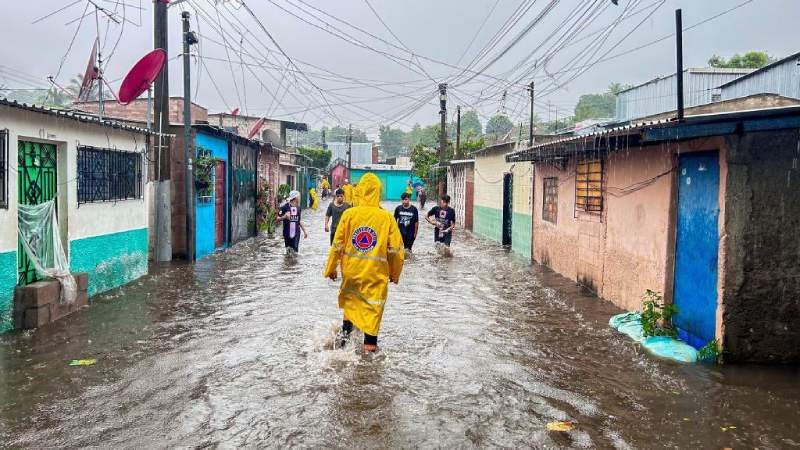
[256,185,278,235]
[379,125,407,158]
[405,123,441,149]
[640,290,678,338]
[410,144,438,180]
[277,183,291,204]
[708,51,772,69]
[450,110,482,142]
[698,340,720,363]
[573,83,629,122]
[324,125,369,143]
[194,154,218,196]
[485,114,513,140]
[459,136,485,156]
[297,146,331,169]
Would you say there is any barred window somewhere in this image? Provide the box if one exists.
[77,146,142,204]
[0,130,7,208]
[575,159,603,213]
[543,177,558,224]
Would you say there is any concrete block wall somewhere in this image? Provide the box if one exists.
[14,273,88,329]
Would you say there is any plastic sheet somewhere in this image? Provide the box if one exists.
[18,200,76,304]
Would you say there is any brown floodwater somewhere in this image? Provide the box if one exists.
[1,204,799,449]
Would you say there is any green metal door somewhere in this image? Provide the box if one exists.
[17,141,57,285]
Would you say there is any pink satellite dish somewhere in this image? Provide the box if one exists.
[118,49,167,105]
[247,117,266,139]
[77,41,99,102]
[231,107,240,116]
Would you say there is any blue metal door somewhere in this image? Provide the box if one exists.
[673,152,720,348]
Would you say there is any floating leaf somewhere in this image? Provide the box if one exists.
[547,421,575,432]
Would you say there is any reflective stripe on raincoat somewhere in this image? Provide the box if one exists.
[324,173,405,336]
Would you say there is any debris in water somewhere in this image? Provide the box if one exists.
[68,359,97,366]
[547,421,576,432]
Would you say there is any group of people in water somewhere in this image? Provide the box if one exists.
[275,173,456,353]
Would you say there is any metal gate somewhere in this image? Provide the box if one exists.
[17,141,57,285]
[502,173,513,246]
[229,143,256,244]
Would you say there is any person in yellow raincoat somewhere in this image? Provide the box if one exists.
[324,173,405,352]
[342,181,354,205]
[351,182,361,207]
[309,188,319,209]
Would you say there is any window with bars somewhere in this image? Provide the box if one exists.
[575,159,603,213]
[77,146,142,204]
[543,177,558,224]
[0,130,7,208]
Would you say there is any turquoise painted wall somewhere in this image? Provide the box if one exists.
[512,212,532,258]
[70,228,148,297]
[351,169,415,201]
[195,132,229,259]
[473,205,503,243]
[0,250,17,333]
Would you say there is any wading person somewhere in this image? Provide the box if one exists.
[426,194,456,250]
[277,190,308,255]
[325,188,351,245]
[417,186,427,210]
[394,192,419,253]
[324,173,405,352]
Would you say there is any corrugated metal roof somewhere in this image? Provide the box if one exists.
[720,52,800,101]
[718,51,800,87]
[507,105,800,162]
[0,97,157,135]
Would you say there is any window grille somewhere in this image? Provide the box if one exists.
[575,159,603,213]
[0,130,7,208]
[77,146,142,204]
[543,177,558,223]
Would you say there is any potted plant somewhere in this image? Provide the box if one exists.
[256,185,278,238]
[194,154,217,198]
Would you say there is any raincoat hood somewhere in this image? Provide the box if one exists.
[356,173,382,207]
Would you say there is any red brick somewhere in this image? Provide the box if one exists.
[18,280,60,309]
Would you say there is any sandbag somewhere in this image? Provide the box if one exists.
[641,336,698,363]
[609,312,640,330]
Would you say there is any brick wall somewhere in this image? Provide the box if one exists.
[74,98,208,125]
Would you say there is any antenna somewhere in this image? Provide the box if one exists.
[118,49,167,104]
[247,117,266,140]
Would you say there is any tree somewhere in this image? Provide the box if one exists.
[297,146,331,169]
[573,82,627,121]
[409,144,438,180]
[323,125,369,143]
[485,114,513,140]
[405,123,440,148]
[379,125,406,158]
[708,51,772,69]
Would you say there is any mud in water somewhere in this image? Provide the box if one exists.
[1,204,799,449]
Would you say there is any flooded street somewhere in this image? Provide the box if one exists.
[1,204,799,449]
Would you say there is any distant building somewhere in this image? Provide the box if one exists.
[350,164,414,201]
[720,51,800,102]
[326,142,374,166]
[208,112,307,149]
[615,68,752,122]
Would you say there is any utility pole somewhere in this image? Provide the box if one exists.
[675,9,685,121]
[347,124,352,177]
[438,83,447,197]
[153,0,171,262]
[455,105,461,159]
[528,81,535,146]
[182,11,197,261]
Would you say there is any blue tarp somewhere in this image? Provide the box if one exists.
[609,312,699,363]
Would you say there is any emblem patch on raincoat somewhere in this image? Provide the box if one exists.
[352,226,378,253]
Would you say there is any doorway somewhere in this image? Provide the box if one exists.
[502,173,513,246]
[214,160,226,248]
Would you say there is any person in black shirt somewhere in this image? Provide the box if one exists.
[325,188,351,244]
[277,190,308,254]
[426,194,456,247]
[394,192,419,251]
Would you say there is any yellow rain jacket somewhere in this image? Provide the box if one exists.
[309,188,319,209]
[324,173,405,336]
[321,178,330,190]
[351,185,361,207]
[342,184,354,205]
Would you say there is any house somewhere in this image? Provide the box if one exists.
[471,142,532,258]
[445,159,474,231]
[0,98,153,331]
[719,51,800,101]
[506,105,800,363]
[328,159,349,189]
[349,164,414,201]
[615,68,753,122]
[208,112,307,148]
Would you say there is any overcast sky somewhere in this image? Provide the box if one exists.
[1,0,798,138]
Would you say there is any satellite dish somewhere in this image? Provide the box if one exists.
[247,117,266,139]
[118,49,167,105]
[77,40,99,102]
[231,107,240,116]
